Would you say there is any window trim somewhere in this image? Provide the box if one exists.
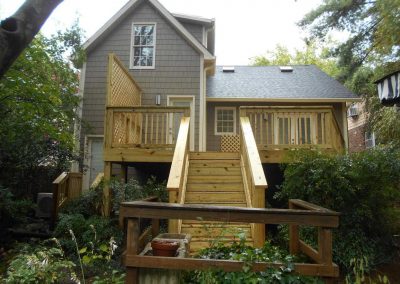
[214,107,236,135]
[130,22,156,69]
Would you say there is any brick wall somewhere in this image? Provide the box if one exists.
[348,124,366,153]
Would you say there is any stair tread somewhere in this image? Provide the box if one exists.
[190,152,240,160]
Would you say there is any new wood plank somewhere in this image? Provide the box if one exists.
[186,183,243,192]
[181,226,251,238]
[189,160,240,167]
[185,192,245,203]
[182,202,247,207]
[190,152,240,160]
[189,167,241,176]
[187,176,243,183]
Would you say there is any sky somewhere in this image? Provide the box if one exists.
[0,0,322,65]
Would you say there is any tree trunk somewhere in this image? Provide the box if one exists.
[0,0,63,78]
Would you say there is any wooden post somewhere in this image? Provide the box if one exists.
[126,218,140,284]
[289,201,300,255]
[253,187,266,247]
[318,228,333,265]
[121,164,128,183]
[168,189,179,233]
[103,162,112,217]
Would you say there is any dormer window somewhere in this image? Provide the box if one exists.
[130,23,156,69]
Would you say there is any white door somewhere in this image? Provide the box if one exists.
[83,136,104,190]
[168,97,195,151]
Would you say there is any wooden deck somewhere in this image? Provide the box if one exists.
[119,200,340,283]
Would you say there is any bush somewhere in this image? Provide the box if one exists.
[4,243,78,283]
[60,186,103,217]
[185,237,322,283]
[111,176,167,213]
[275,147,400,271]
[0,187,35,245]
[54,214,123,258]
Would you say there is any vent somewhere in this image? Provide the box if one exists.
[36,193,53,218]
[222,66,235,73]
[347,105,358,117]
[280,66,293,72]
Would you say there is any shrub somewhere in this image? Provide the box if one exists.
[4,243,78,283]
[111,176,167,212]
[60,186,103,217]
[186,238,322,283]
[275,147,400,271]
[54,214,123,258]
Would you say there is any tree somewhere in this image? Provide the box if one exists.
[298,0,400,81]
[0,0,63,78]
[251,41,341,78]
[0,25,83,196]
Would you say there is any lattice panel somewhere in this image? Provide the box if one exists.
[112,113,142,145]
[221,135,240,152]
[109,54,141,107]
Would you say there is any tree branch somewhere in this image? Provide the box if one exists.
[0,0,63,78]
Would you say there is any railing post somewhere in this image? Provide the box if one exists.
[318,227,333,265]
[126,218,140,284]
[289,201,300,255]
[103,162,112,217]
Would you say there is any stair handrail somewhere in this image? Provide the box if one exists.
[166,116,190,233]
[240,116,268,247]
[52,172,83,228]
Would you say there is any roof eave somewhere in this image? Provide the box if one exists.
[206,97,362,103]
[83,0,215,61]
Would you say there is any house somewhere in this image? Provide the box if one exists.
[76,0,359,250]
[347,101,377,152]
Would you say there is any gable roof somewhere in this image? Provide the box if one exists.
[207,65,360,102]
[83,0,215,61]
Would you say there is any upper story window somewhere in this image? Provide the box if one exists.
[130,23,156,69]
[215,107,236,135]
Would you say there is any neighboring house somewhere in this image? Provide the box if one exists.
[347,101,376,152]
[76,0,359,250]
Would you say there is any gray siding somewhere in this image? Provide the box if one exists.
[206,102,344,151]
[180,22,204,44]
[81,1,201,150]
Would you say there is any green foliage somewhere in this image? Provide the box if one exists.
[0,23,85,196]
[276,147,400,270]
[0,187,35,244]
[4,243,78,283]
[345,257,390,284]
[299,0,400,80]
[111,176,167,212]
[60,185,103,217]
[92,270,125,284]
[251,41,341,78]
[186,238,322,283]
[54,214,123,258]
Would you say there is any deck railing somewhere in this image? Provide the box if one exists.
[119,200,340,283]
[52,172,82,227]
[239,116,268,247]
[240,106,345,153]
[166,116,191,233]
[105,106,190,149]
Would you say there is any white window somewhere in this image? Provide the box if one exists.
[365,131,376,149]
[130,23,156,69]
[215,107,236,135]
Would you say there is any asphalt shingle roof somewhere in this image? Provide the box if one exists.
[207,65,358,100]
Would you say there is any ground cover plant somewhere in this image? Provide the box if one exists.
[275,146,400,272]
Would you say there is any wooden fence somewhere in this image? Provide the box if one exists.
[52,172,82,227]
[119,200,340,283]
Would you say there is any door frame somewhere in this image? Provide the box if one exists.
[82,135,104,191]
[167,95,195,151]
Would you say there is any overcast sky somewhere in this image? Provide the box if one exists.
[0,0,322,65]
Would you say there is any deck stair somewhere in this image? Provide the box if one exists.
[180,152,253,252]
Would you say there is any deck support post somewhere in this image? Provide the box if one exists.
[103,161,112,217]
[253,187,266,247]
[121,164,128,183]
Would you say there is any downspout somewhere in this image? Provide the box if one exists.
[202,64,214,151]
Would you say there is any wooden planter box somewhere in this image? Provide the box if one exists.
[138,233,191,284]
